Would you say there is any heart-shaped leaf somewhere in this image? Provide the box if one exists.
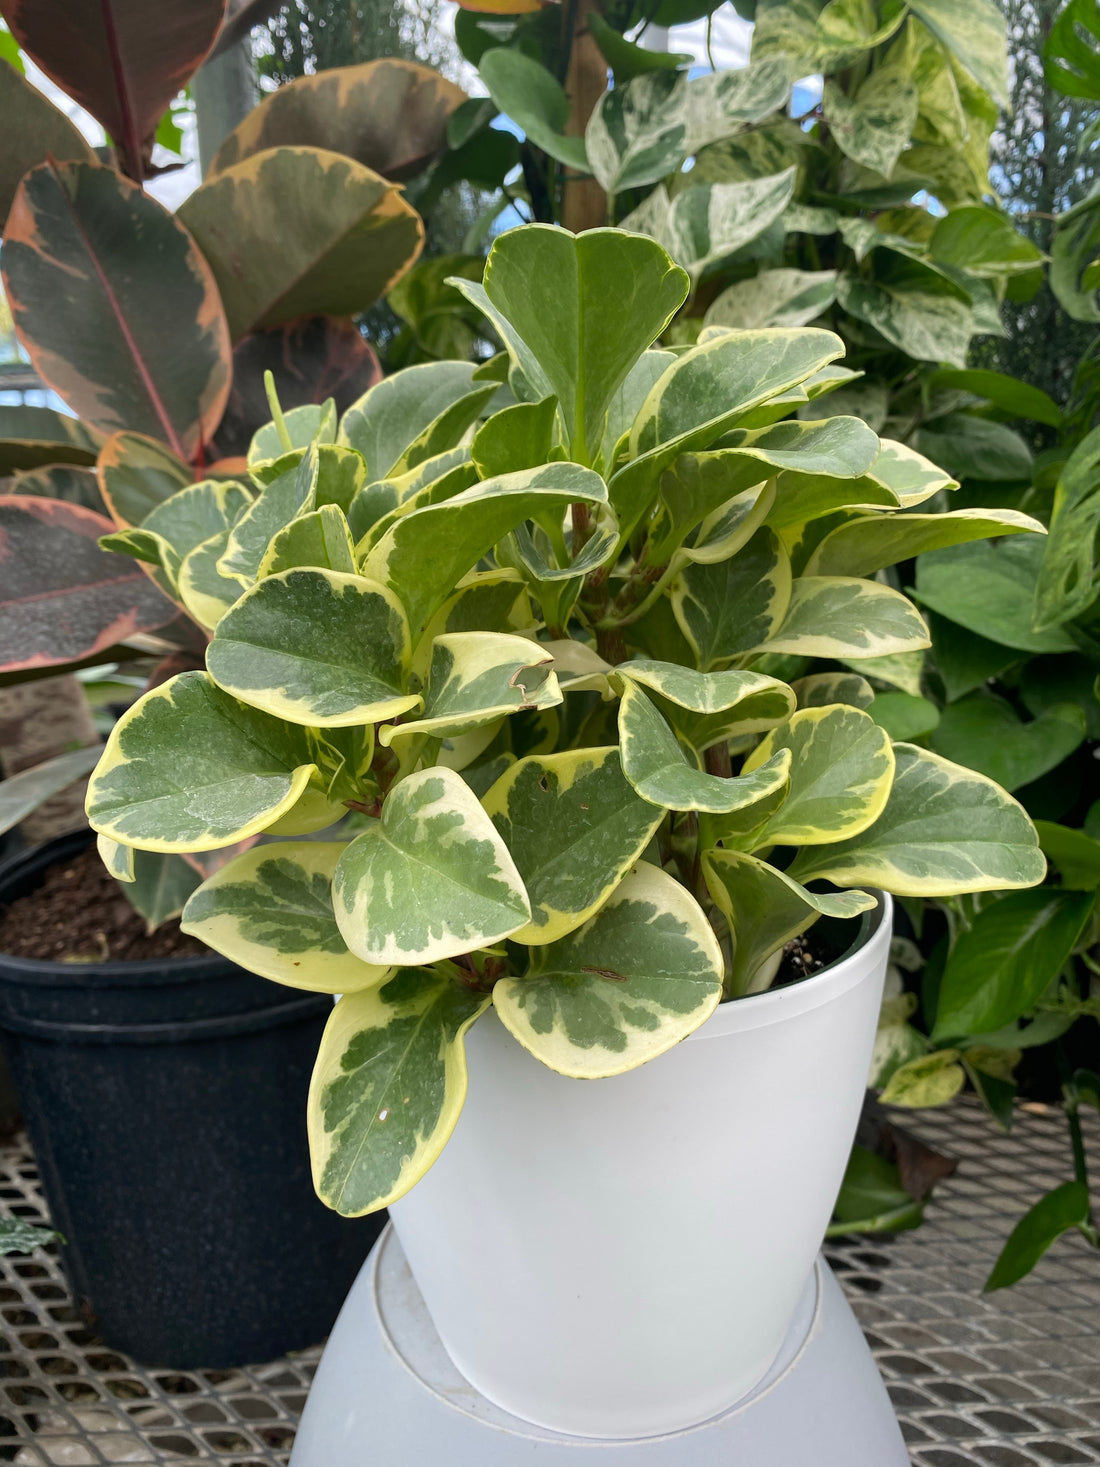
[482,747,664,945]
[703,848,876,997]
[3,160,231,457]
[790,744,1047,895]
[705,269,839,331]
[930,692,1086,791]
[333,766,530,965]
[339,360,485,481]
[309,968,490,1215]
[916,538,1078,654]
[86,671,320,851]
[672,526,792,669]
[477,50,591,172]
[361,462,608,641]
[206,567,417,728]
[257,504,357,578]
[465,226,688,463]
[619,660,795,751]
[743,705,896,846]
[181,842,391,994]
[806,509,1044,579]
[494,862,724,1077]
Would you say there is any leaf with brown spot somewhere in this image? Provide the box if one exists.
[179,147,424,340]
[212,315,382,461]
[0,405,104,474]
[0,495,177,672]
[97,432,192,531]
[209,59,466,181]
[0,0,225,180]
[2,160,232,459]
[0,56,96,229]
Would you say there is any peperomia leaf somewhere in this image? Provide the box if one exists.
[761,576,932,658]
[790,744,1047,895]
[611,327,844,537]
[257,504,358,577]
[473,225,689,463]
[218,449,321,584]
[309,968,491,1214]
[361,463,608,641]
[703,848,876,997]
[483,748,664,945]
[86,671,319,852]
[619,660,795,752]
[333,766,531,966]
[182,842,391,994]
[381,632,561,749]
[179,529,246,632]
[339,361,491,481]
[805,509,1044,579]
[103,478,252,593]
[618,681,792,813]
[493,862,724,1077]
[206,567,418,727]
[672,526,792,669]
[742,705,895,846]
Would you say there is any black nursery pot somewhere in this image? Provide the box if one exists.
[0,832,381,1368]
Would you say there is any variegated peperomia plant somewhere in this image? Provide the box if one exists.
[84,225,1047,1217]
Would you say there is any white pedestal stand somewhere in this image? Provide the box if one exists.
[289,1226,909,1466]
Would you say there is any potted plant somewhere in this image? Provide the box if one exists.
[83,223,1045,1433]
[0,3,472,1366]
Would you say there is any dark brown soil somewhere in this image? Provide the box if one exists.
[776,932,828,986]
[0,845,206,963]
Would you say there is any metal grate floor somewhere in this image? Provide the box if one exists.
[0,1100,1096,1465]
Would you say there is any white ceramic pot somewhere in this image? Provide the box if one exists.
[389,895,893,1440]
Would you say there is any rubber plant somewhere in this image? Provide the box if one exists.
[0,0,460,882]
[81,225,1047,1216]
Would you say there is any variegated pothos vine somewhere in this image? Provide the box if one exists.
[85,226,1046,1216]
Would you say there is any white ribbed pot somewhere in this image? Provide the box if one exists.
[388,894,893,1441]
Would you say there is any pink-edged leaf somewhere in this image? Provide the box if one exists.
[0,495,177,672]
[0,0,225,180]
[1,160,232,461]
